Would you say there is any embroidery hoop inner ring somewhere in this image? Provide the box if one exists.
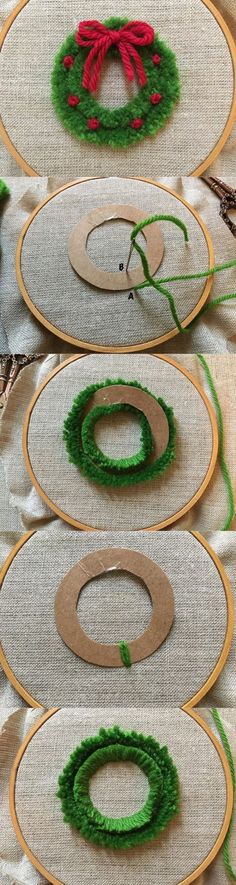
[54,548,175,666]
[68,203,164,290]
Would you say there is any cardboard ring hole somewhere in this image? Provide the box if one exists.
[86,384,170,461]
[54,548,174,666]
[68,204,164,291]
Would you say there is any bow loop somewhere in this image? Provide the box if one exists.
[76,19,154,93]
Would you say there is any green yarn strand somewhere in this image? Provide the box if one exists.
[193,292,236,323]
[131,213,189,244]
[211,708,236,881]
[0,180,10,201]
[197,354,235,530]
[119,641,132,668]
[0,180,10,258]
[131,214,189,335]
[154,258,236,287]
[131,214,236,334]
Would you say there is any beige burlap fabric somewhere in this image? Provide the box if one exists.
[0,0,235,178]
[0,526,228,708]
[0,707,47,885]
[0,462,22,532]
[1,177,236,354]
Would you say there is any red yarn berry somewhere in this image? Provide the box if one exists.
[150,93,162,105]
[131,118,143,129]
[152,54,161,65]
[68,95,80,107]
[63,55,75,69]
[88,118,100,130]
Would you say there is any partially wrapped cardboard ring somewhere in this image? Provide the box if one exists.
[68,204,164,290]
[63,379,175,488]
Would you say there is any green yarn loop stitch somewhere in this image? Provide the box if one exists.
[57,725,179,849]
[63,378,176,488]
[51,17,180,148]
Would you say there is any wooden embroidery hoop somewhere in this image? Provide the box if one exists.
[15,178,215,352]
[1,0,236,177]
[22,353,219,531]
[8,706,234,885]
[0,531,233,708]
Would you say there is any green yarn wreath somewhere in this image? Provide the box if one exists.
[63,378,176,488]
[57,725,179,849]
[51,17,180,148]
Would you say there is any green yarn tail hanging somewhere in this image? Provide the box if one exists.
[130,213,236,334]
[197,354,235,531]
[211,708,236,881]
[119,640,132,668]
[0,180,10,202]
[0,180,10,257]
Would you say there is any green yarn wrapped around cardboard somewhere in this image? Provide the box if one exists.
[63,378,176,488]
[52,17,180,148]
[57,725,179,849]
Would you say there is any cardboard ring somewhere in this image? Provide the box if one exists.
[1,0,236,178]
[68,204,164,291]
[86,384,170,460]
[54,548,174,666]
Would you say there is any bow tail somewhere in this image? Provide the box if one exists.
[119,43,136,83]
[82,43,98,89]
[82,41,110,91]
[127,43,147,86]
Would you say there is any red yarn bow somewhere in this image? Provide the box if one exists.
[76,20,154,93]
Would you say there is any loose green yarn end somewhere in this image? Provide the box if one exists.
[211,708,236,881]
[57,725,179,849]
[119,641,132,668]
[0,180,10,258]
[0,180,10,201]
[51,17,180,148]
[197,354,235,531]
[131,214,236,334]
[63,378,176,488]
